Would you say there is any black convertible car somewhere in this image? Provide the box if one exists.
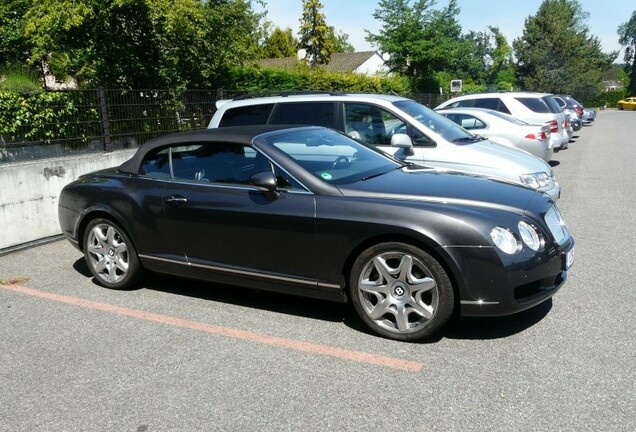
[59,125,574,341]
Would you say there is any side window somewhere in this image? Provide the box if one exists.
[140,148,171,178]
[474,98,497,110]
[344,103,434,147]
[442,113,485,130]
[170,143,258,185]
[270,102,336,127]
[273,166,304,190]
[409,127,434,146]
[453,99,476,108]
[218,104,274,127]
[460,114,486,130]
[344,103,387,145]
[515,97,550,113]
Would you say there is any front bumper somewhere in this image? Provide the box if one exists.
[447,237,574,317]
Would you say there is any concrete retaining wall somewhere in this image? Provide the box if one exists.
[0,150,136,251]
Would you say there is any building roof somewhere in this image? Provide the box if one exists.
[256,51,382,73]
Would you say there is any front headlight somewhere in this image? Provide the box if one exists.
[490,227,519,254]
[518,221,543,251]
[520,172,553,189]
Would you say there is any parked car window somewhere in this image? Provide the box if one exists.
[552,96,567,109]
[218,104,274,127]
[140,148,171,178]
[542,96,563,114]
[474,97,511,114]
[270,102,336,127]
[446,99,474,108]
[515,97,551,113]
[342,103,433,147]
[442,113,487,130]
[343,103,389,145]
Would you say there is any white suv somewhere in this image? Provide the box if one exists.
[208,92,560,200]
[435,92,570,152]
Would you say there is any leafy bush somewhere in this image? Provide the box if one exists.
[0,90,99,145]
[582,89,627,108]
[220,66,412,94]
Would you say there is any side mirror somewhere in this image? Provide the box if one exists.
[391,133,414,156]
[249,171,280,197]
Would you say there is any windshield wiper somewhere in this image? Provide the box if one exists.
[452,136,486,143]
[361,166,402,181]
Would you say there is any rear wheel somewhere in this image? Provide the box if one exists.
[350,242,454,341]
[83,218,143,289]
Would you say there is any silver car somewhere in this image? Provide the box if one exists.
[208,92,561,200]
[435,92,570,152]
[436,107,553,161]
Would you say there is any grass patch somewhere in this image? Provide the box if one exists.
[0,64,43,93]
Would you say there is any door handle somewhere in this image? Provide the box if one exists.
[166,195,188,206]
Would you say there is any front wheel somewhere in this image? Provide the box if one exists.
[618,104,623,110]
[83,218,143,289]
[349,242,454,341]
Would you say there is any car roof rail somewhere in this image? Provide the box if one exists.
[232,90,347,101]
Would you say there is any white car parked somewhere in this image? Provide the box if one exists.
[208,92,561,200]
[436,107,553,161]
[435,92,570,152]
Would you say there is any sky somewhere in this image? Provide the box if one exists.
[257,0,633,60]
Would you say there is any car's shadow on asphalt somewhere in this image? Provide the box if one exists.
[73,258,553,341]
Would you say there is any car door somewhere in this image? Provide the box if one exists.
[159,142,318,282]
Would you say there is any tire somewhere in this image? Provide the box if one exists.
[349,242,454,341]
[618,104,623,110]
[83,218,143,289]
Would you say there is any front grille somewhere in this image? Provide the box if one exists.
[545,205,570,245]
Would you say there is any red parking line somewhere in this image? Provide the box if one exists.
[1,284,423,372]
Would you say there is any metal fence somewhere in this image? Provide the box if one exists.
[0,88,445,163]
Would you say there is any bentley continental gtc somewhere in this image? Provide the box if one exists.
[59,125,574,341]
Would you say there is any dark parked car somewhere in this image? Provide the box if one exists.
[59,125,574,341]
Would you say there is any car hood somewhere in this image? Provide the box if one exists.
[471,139,549,169]
[430,138,551,175]
[338,166,543,213]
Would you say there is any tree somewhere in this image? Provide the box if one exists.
[263,27,298,58]
[513,0,616,99]
[618,10,636,95]
[486,27,514,88]
[298,0,334,65]
[366,0,473,91]
[21,0,266,89]
[328,27,354,53]
[0,0,32,66]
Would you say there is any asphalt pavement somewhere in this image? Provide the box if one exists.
[1,110,635,431]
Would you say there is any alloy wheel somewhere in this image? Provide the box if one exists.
[357,251,439,334]
[86,223,130,284]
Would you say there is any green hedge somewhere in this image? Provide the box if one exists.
[220,66,413,94]
[581,89,628,109]
[0,91,99,145]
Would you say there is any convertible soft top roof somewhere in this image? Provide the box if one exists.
[118,124,314,174]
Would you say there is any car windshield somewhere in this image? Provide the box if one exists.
[393,100,478,143]
[264,128,402,185]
